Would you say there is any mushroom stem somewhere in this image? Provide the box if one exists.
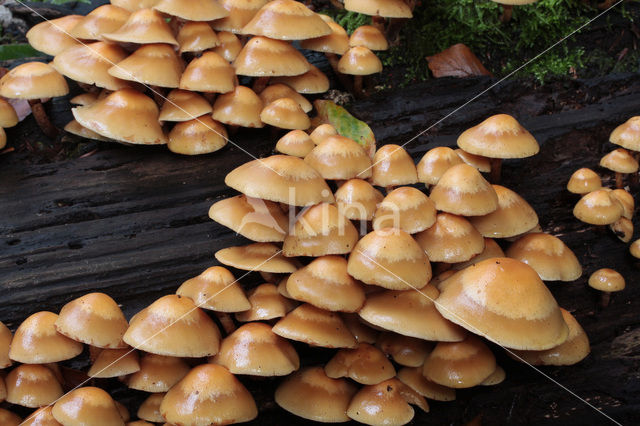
[489,158,503,183]
[600,291,611,308]
[326,53,354,92]
[500,5,513,23]
[28,99,58,139]
[252,77,270,94]
[215,312,237,335]
[353,75,365,98]
[372,16,385,32]
[615,172,624,189]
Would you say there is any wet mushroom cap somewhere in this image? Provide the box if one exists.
[234,36,311,76]
[301,21,349,55]
[126,353,190,392]
[342,313,379,344]
[0,62,69,99]
[0,321,12,368]
[52,387,125,426]
[260,98,311,130]
[259,83,312,113]
[610,189,634,219]
[167,116,228,155]
[215,242,299,273]
[26,15,83,56]
[69,5,131,41]
[212,0,271,33]
[21,406,60,426]
[370,144,418,186]
[242,0,331,40]
[372,186,437,234]
[338,46,383,75]
[159,89,212,122]
[397,367,456,401]
[309,123,338,145]
[64,120,111,141]
[415,213,485,263]
[176,266,250,312]
[455,148,491,172]
[177,21,220,53]
[212,85,264,128]
[480,365,506,386]
[335,178,384,221]
[0,408,22,426]
[325,342,395,385]
[376,332,432,367]
[457,114,539,159]
[180,51,236,93]
[452,237,505,270]
[629,239,640,258]
[600,148,639,173]
[610,217,634,243]
[0,98,18,128]
[137,393,165,423]
[109,43,184,88]
[469,185,539,238]
[588,268,625,292]
[213,31,243,61]
[349,25,389,51]
[417,146,464,186]
[236,282,297,322]
[567,168,602,194]
[573,189,623,225]
[5,364,64,408]
[609,116,640,151]
[153,0,230,21]
[429,163,499,216]
[103,8,178,45]
[88,348,140,378]
[344,0,414,17]
[505,232,582,281]
[276,130,315,157]
[305,135,373,179]
[271,64,331,94]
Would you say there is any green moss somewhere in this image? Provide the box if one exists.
[332,10,372,34]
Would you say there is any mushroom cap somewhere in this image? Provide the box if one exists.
[600,148,639,173]
[344,0,413,18]
[338,46,383,75]
[260,98,311,130]
[236,283,297,322]
[349,25,389,51]
[511,308,590,366]
[272,303,357,348]
[348,228,432,290]
[210,322,299,376]
[397,367,456,401]
[123,295,221,357]
[610,116,640,151]
[301,21,349,55]
[0,98,18,128]
[567,168,602,194]
[610,217,634,243]
[9,312,83,364]
[111,0,159,12]
[435,257,569,350]
[70,5,131,41]
[212,0,271,33]
[126,353,190,392]
[452,237,505,270]
[417,146,464,185]
[373,187,436,234]
[573,189,623,225]
[64,120,111,141]
[103,8,178,45]
[26,15,83,56]
[52,387,124,426]
[5,364,63,408]
[275,366,357,422]
[21,406,60,426]
[335,178,384,221]
[0,409,21,426]
[305,135,373,179]
[0,321,12,368]
[234,36,311,76]
[55,293,128,349]
[154,0,229,21]
[469,185,539,238]
[88,348,140,378]
[588,268,625,292]
[259,83,312,112]
[109,43,184,88]
[342,313,379,344]
[160,364,258,425]
[176,266,250,312]
[359,285,467,341]
[505,233,582,281]
[215,242,299,273]
[213,31,243,61]
[325,343,395,385]
[610,189,635,220]
[271,64,330,94]
[242,0,331,40]
[0,62,68,100]
[73,89,167,145]
[209,195,288,242]
[225,155,334,206]
[423,335,496,388]
[137,393,165,423]
[177,21,220,53]
[415,213,485,263]
[430,163,499,216]
[376,332,432,367]
[347,378,428,425]
[54,42,131,91]
[212,85,264,128]
[276,130,315,157]
[159,89,212,122]
[455,148,491,172]
[180,51,235,93]
[631,239,640,259]
[370,144,418,187]
[480,365,506,386]
[167,115,228,155]
[286,255,365,312]
[309,123,338,145]
[457,114,539,159]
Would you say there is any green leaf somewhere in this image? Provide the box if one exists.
[313,100,376,158]
[0,44,45,61]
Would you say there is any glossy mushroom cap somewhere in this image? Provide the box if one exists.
[415,213,485,263]
[5,364,63,407]
[260,98,310,130]
[209,195,288,242]
[212,85,264,128]
[573,189,623,225]
[167,116,228,155]
[154,0,229,21]
[276,130,315,157]
[234,36,310,76]
[212,0,271,33]
[348,228,432,290]
[0,321,12,368]
[272,64,330,94]
[70,5,131,41]
[350,25,388,51]
[275,366,357,422]
[325,343,395,384]
[0,62,68,99]
[631,239,640,258]
[213,31,243,61]
[376,332,432,367]
[344,0,414,18]
[0,409,22,426]
[397,367,456,401]
[417,146,464,185]
[342,313,379,344]
[158,89,212,122]
[610,189,634,219]
[123,295,221,357]
[567,168,602,194]
[301,21,349,55]
[588,268,625,292]
[64,120,110,141]
[88,348,140,378]
[600,148,639,173]
[260,84,313,113]
[160,364,257,425]
[335,178,384,221]
[242,0,331,40]
[52,387,125,426]
[137,393,165,423]
[469,185,539,238]
[177,21,220,53]
[506,233,582,281]
[215,242,299,273]
[55,292,128,348]
[236,283,297,322]
[180,51,235,93]
[429,163,499,216]
[452,237,505,270]
[54,42,131,91]
[111,0,159,12]
[126,353,190,392]
[176,266,250,312]
[457,114,539,159]
[455,148,491,172]
[103,8,178,45]
[26,15,82,56]
[0,98,18,128]
[338,46,383,75]
[610,116,640,151]
[436,257,569,350]
[109,44,183,88]
[372,187,436,233]
[610,217,634,243]
[21,406,60,426]
[309,123,338,145]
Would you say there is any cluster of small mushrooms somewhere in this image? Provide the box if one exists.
[0,0,402,154]
[0,113,602,425]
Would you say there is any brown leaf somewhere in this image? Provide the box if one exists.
[427,43,492,78]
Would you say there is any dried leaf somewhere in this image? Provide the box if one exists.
[427,43,492,78]
[313,100,376,158]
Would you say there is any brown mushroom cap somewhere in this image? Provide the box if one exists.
[160,364,257,425]
[436,257,569,350]
[469,185,539,238]
[88,348,140,378]
[301,21,349,55]
[215,242,299,273]
[273,303,357,348]
[376,332,432,367]
[335,178,384,221]
[350,25,388,50]
[567,168,602,194]
[610,217,634,243]
[342,313,379,344]
[213,31,243,61]
[55,292,128,349]
[176,266,250,312]
[167,115,228,155]
[325,343,395,385]
[415,213,485,263]
[505,233,582,281]
[0,321,12,368]
[600,148,639,173]
[212,0,270,33]
[338,46,383,76]
[26,15,82,56]
[359,285,466,341]
[588,268,625,292]
[242,0,331,40]
[573,189,623,225]
[397,366,456,401]
[234,36,311,76]
[0,62,68,99]
[271,64,330,94]
[610,189,635,219]
[103,8,178,45]
[209,195,288,242]
[423,335,496,388]
[0,408,22,426]
[276,130,315,157]
[52,387,124,426]
[225,155,334,206]
[348,228,432,290]
[236,283,296,322]
[109,44,183,88]
[372,187,436,234]
[70,5,131,41]
[211,322,299,376]
[286,256,365,312]
[9,311,83,364]
[260,98,311,130]
[455,148,491,172]
[260,83,313,112]
[429,163,499,216]
[631,239,640,258]
[511,308,590,366]
[64,120,111,141]
[111,0,159,12]
[21,406,60,426]
[275,366,357,422]
[480,365,506,386]
[176,21,219,53]
[610,116,640,151]
[126,353,190,392]
[457,114,539,159]
[417,146,464,186]
[123,295,221,357]
[452,237,505,270]
[0,98,18,128]
[5,364,63,408]
[137,393,165,423]
[212,85,264,128]
[159,89,212,122]
[309,123,338,145]
[73,89,167,145]
[180,51,235,93]
[344,0,413,18]
[154,0,229,21]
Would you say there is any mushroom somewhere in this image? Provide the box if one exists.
[452,238,505,270]
[573,189,623,226]
[126,353,190,393]
[376,332,432,367]
[350,25,389,51]
[342,313,379,344]
[158,89,212,122]
[213,31,244,62]
[415,213,485,263]
[137,393,165,423]
[235,283,297,322]
[215,242,299,273]
[344,0,414,43]
[260,83,312,113]
[335,178,384,222]
[0,321,11,368]
[54,42,131,91]
[52,387,125,426]
[491,0,538,23]
[372,186,436,233]
[69,5,131,41]
[241,0,331,40]
[88,348,140,378]
[505,233,582,282]
[630,239,640,259]
[309,123,338,145]
[64,119,111,141]
[108,43,184,89]
[276,130,315,157]
[370,144,418,191]
[588,268,625,307]
[397,366,456,401]
[417,146,464,187]
[26,15,83,56]
[567,167,602,194]
[5,364,63,408]
[260,97,311,130]
[429,163,499,216]
[210,85,264,131]
[610,217,634,243]
[337,46,383,97]
[600,148,639,188]
[177,21,220,54]
[272,64,331,94]
[102,8,178,45]
[301,21,352,90]
[21,406,58,426]
[180,51,236,94]
[609,116,640,184]
[325,342,395,385]
[212,0,271,33]
[209,195,289,242]
[455,148,492,173]
[480,365,506,386]
[305,135,372,179]
[0,409,21,426]
[610,188,634,219]
[153,0,230,21]
[167,115,228,155]
[0,62,69,139]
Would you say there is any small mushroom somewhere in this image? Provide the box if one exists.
[335,178,384,221]
[88,347,140,378]
[177,21,219,53]
[573,189,623,226]
[137,393,165,423]
[505,233,582,282]
[69,5,131,41]
[600,148,638,188]
[236,283,297,322]
[372,187,436,234]
[215,242,299,273]
[567,168,602,194]
[159,89,212,122]
[0,321,12,368]
[209,195,289,242]
[417,146,463,187]
[213,31,244,62]
[212,85,265,129]
[610,188,634,219]
[337,46,382,97]
[588,268,625,308]
[305,135,372,179]
[370,144,418,191]
[452,238,505,270]
[480,365,506,386]
[430,163,499,216]
[397,366,456,401]
[0,408,22,426]
[21,406,58,426]
[630,239,640,259]
[167,115,228,155]
[154,0,230,21]
[126,353,190,393]
[376,332,432,367]
[610,217,634,243]
[415,213,485,263]
[276,130,315,157]
[212,0,271,34]
[109,43,184,88]
[5,364,63,408]
[260,98,311,130]
[271,64,331,94]
[52,387,124,426]
[180,51,236,93]
[325,342,395,385]
[103,8,178,45]
[27,15,83,55]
